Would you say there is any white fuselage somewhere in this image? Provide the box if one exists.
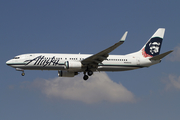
[6,53,160,72]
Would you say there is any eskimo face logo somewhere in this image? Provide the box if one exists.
[144,37,163,57]
[149,42,160,54]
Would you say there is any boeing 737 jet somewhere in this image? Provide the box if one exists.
[6,28,173,80]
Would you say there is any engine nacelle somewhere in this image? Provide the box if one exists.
[64,61,82,70]
[58,70,78,77]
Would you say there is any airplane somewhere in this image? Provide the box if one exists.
[6,28,173,80]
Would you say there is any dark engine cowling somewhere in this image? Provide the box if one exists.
[58,70,78,77]
[64,61,82,70]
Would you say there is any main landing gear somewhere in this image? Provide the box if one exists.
[83,70,93,81]
[83,75,89,80]
[15,68,25,76]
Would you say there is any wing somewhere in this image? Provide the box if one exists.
[81,31,128,68]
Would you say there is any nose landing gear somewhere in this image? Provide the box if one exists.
[15,68,25,76]
[21,72,25,76]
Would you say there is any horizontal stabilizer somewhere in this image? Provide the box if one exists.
[149,50,173,60]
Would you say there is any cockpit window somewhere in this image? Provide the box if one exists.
[14,57,20,59]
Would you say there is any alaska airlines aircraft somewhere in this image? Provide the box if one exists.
[6,28,173,80]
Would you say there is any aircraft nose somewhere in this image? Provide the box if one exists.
[6,59,12,66]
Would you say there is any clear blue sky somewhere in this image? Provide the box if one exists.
[1,0,180,120]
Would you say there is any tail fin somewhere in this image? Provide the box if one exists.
[141,28,165,58]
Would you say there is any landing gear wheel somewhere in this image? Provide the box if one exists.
[87,70,93,76]
[21,72,25,76]
[83,75,89,81]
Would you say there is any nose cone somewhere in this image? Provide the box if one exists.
[6,59,12,66]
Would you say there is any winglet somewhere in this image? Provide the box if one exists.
[149,50,173,60]
[120,31,128,42]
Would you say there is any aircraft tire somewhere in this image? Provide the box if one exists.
[83,75,89,81]
[87,70,93,76]
[21,72,25,76]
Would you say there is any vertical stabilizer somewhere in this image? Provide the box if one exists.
[141,28,165,58]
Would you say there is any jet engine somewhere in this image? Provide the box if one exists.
[58,70,78,77]
[64,61,82,70]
